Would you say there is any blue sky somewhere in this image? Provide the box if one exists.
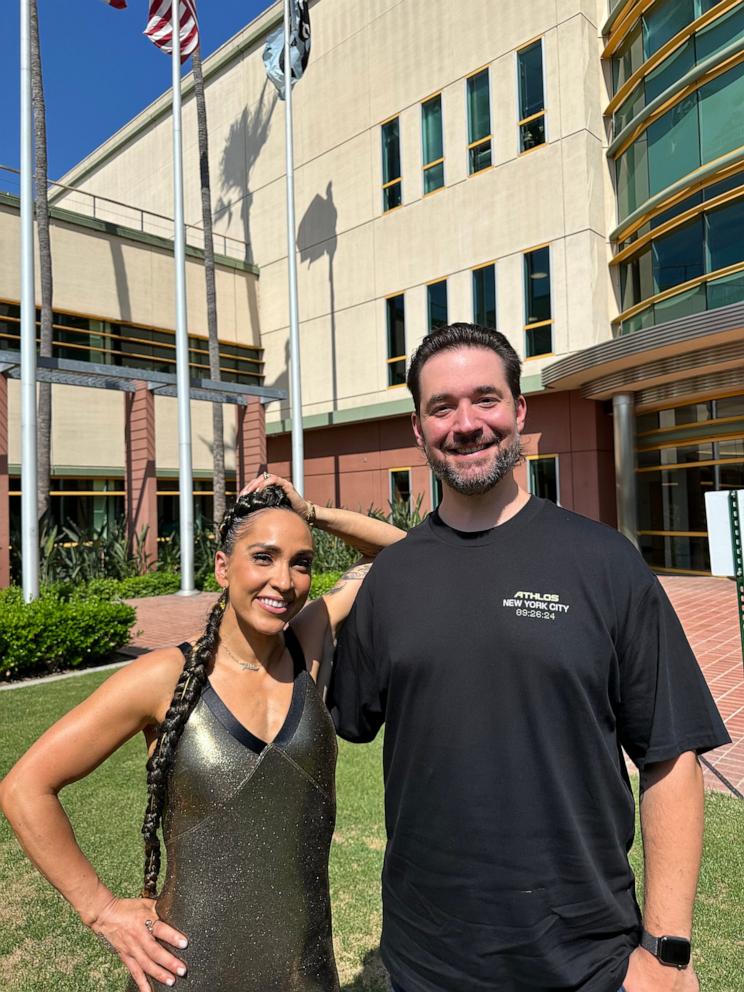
[1,0,275,182]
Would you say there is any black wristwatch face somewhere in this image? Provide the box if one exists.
[658,936,691,967]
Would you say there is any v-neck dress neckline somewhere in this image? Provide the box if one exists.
[177,627,308,756]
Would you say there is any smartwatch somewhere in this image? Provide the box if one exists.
[640,929,691,969]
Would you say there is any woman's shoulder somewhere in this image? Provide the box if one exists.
[105,645,191,724]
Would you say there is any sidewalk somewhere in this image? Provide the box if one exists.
[126,576,744,797]
[657,576,743,797]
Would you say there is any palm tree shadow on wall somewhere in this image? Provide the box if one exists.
[214,80,276,266]
[298,180,339,410]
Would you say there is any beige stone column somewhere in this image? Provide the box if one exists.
[236,398,267,490]
[125,381,158,569]
[0,373,9,587]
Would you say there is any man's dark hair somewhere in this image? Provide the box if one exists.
[406,323,522,412]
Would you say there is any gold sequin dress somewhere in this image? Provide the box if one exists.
[129,629,339,991]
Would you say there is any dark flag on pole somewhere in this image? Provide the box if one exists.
[263,0,311,100]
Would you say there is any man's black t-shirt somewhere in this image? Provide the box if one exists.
[329,498,729,992]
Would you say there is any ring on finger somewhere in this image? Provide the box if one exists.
[263,471,270,480]
[144,919,156,935]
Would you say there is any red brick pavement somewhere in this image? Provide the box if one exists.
[125,591,219,653]
[126,577,744,797]
[657,576,743,797]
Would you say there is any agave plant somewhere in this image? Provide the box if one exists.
[10,517,152,586]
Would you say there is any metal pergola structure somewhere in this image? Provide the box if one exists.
[0,350,286,593]
[0,350,285,407]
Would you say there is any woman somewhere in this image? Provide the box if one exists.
[0,475,404,991]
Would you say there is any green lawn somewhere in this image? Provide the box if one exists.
[0,669,742,991]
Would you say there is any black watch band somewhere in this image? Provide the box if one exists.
[640,929,691,969]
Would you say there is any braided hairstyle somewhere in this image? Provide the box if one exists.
[141,484,296,897]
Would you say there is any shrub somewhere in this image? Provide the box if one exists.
[0,597,135,679]
[310,571,342,600]
[200,573,220,592]
[74,572,182,601]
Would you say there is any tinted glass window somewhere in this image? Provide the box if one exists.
[645,40,694,104]
[616,135,650,220]
[473,264,496,328]
[699,61,744,165]
[528,457,558,502]
[644,0,694,58]
[613,23,643,92]
[422,95,443,165]
[695,4,744,63]
[647,94,700,196]
[652,217,704,293]
[707,198,744,272]
[427,280,448,332]
[386,294,406,386]
[524,247,552,324]
[382,117,402,211]
[422,95,444,193]
[382,118,400,185]
[518,41,544,119]
[390,470,411,505]
[467,70,490,143]
[621,245,653,311]
[386,295,405,357]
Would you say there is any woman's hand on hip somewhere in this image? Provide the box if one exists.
[90,895,188,991]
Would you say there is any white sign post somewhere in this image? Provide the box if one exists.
[705,489,744,663]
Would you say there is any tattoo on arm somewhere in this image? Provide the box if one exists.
[325,562,372,595]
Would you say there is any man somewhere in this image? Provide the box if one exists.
[328,324,729,992]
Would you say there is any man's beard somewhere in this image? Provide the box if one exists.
[424,433,523,496]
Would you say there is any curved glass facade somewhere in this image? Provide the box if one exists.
[618,190,744,332]
[611,0,727,93]
[605,4,744,574]
[635,395,744,573]
[609,1,744,333]
[613,3,744,133]
[615,57,744,221]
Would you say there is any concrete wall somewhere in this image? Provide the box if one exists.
[57,0,615,430]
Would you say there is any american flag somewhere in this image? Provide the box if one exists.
[144,1,199,62]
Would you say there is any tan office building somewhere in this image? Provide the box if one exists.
[2,0,744,579]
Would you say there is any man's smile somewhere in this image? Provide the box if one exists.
[445,438,499,457]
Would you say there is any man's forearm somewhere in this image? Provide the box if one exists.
[639,750,704,937]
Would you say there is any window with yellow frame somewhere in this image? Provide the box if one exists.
[421,94,444,194]
[385,293,406,387]
[466,68,492,174]
[389,468,412,507]
[381,116,402,211]
[517,40,546,153]
[427,279,448,333]
[527,454,559,504]
[523,246,553,357]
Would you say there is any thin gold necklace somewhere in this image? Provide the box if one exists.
[221,636,284,673]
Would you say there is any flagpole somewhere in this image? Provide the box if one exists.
[171,4,195,594]
[20,0,39,603]
[284,0,304,494]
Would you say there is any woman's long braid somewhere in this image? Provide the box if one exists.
[140,484,294,898]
